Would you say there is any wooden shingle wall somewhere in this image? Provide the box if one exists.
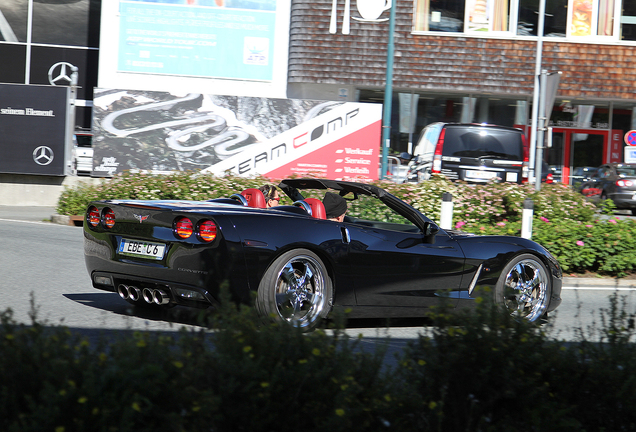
[288,0,636,100]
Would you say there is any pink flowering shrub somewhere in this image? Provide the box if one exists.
[532,218,636,276]
[377,175,595,233]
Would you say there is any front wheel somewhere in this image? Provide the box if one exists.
[495,254,551,322]
[256,249,333,331]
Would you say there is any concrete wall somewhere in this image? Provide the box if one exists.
[0,174,102,207]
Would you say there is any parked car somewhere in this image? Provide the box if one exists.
[579,163,636,214]
[83,178,562,330]
[404,123,529,184]
[72,132,93,176]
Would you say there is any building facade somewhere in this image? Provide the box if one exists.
[0,0,101,130]
[287,0,636,184]
[3,0,636,184]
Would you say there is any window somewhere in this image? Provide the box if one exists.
[549,101,609,129]
[621,0,636,40]
[518,0,568,37]
[414,0,511,32]
[466,0,511,32]
[414,0,465,32]
[567,0,619,38]
[413,0,625,41]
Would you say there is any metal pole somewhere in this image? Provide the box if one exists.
[529,0,546,184]
[380,0,396,180]
[535,70,547,191]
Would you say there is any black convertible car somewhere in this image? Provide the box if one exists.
[84,178,562,330]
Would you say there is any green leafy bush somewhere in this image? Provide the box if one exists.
[3,292,636,431]
[532,217,636,276]
[0,298,400,432]
[396,290,636,431]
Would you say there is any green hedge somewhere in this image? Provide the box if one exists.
[57,172,596,224]
[58,171,633,276]
[2,292,636,431]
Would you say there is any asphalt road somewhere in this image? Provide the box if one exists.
[2,217,636,360]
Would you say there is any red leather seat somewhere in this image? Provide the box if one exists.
[240,188,267,208]
[304,198,326,219]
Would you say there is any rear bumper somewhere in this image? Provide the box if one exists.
[90,271,218,308]
[609,192,636,209]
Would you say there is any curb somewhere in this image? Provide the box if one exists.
[51,214,70,225]
[51,214,84,226]
[562,277,636,289]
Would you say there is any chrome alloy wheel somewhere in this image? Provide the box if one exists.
[273,254,328,328]
[502,258,549,322]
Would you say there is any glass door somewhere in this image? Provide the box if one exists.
[551,128,608,186]
[544,131,564,183]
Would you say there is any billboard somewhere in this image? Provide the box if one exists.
[99,0,290,98]
[118,0,276,81]
[0,84,70,176]
[92,88,382,180]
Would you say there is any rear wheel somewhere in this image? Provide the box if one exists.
[256,249,333,331]
[495,254,550,322]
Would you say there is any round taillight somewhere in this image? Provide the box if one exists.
[617,180,633,187]
[87,206,100,227]
[103,208,116,229]
[175,217,193,239]
[198,220,217,242]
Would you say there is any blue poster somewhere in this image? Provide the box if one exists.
[118,0,276,81]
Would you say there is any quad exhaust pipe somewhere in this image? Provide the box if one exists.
[118,284,170,305]
[143,287,170,305]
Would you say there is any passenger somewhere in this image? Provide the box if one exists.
[259,184,281,208]
[323,192,347,222]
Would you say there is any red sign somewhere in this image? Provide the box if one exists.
[610,130,622,163]
[624,130,636,146]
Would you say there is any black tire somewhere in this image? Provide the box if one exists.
[256,249,333,331]
[631,209,636,216]
[495,254,551,322]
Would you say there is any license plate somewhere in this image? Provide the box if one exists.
[505,172,518,182]
[119,239,166,260]
[466,170,496,180]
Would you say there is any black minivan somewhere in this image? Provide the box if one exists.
[407,123,529,183]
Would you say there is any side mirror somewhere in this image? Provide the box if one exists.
[423,222,439,244]
[425,222,440,237]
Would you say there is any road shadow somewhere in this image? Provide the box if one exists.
[63,293,434,332]
[63,292,215,328]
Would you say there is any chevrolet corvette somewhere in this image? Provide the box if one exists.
[83,178,562,330]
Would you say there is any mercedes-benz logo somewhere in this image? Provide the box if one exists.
[33,146,54,165]
[48,62,78,86]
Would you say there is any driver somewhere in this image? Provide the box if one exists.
[259,184,280,208]
[323,192,347,222]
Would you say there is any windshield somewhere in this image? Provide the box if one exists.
[443,127,523,160]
